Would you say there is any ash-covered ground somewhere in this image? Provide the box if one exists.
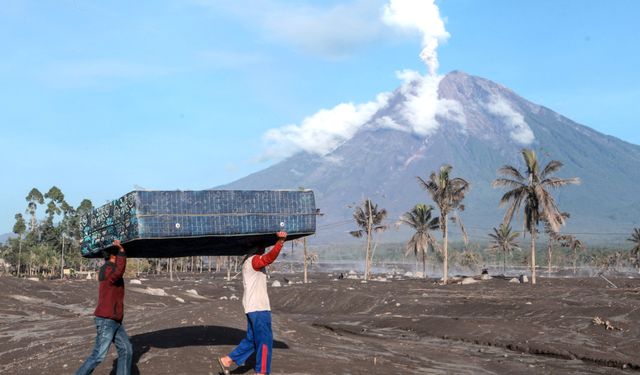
[1,269,639,374]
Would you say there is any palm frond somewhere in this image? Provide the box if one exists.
[492,178,526,189]
[541,177,581,189]
[540,160,564,179]
[498,186,526,207]
[522,149,539,177]
[497,165,526,182]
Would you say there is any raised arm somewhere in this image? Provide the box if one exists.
[252,231,287,270]
[108,239,127,283]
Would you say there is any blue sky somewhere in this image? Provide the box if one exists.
[1,0,639,233]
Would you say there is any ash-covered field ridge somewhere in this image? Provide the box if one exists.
[220,71,640,243]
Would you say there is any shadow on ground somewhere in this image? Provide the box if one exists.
[110,325,289,374]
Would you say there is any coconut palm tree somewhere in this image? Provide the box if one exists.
[543,212,570,275]
[398,204,440,279]
[488,224,520,273]
[350,199,387,281]
[560,236,585,274]
[493,149,580,284]
[628,228,640,271]
[418,165,469,283]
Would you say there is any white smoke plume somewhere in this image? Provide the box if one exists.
[393,70,465,135]
[486,96,535,145]
[382,0,450,76]
[262,0,459,159]
[262,93,391,158]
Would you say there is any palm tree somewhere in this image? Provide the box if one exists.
[567,236,585,275]
[350,199,387,281]
[628,228,640,271]
[488,224,520,273]
[398,204,440,279]
[493,149,580,284]
[543,212,570,275]
[418,165,470,283]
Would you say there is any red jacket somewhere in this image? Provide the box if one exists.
[94,253,126,322]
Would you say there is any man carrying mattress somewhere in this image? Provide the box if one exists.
[218,231,287,375]
[76,239,132,375]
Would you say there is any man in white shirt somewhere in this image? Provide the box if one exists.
[218,231,287,375]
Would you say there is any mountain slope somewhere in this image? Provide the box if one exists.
[219,71,640,244]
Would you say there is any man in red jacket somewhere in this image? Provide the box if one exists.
[77,239,132,375]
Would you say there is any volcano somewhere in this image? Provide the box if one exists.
[219,71,640,245]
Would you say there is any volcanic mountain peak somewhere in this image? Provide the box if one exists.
[220,71,640,243]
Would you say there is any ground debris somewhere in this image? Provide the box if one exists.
[592,316,623,331]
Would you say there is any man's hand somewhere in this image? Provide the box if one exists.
[276,231,287,242]
[113,239,125,252]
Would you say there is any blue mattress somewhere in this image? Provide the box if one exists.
[80,190,316,258]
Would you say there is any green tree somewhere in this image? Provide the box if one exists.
[488,224,520,273]
[493,149,580,284]
[418,165,470,283]
[71,199,94,240]
[398,204,440,278]
[42,186,66,243]
[627,228,640,271]
[350,199,387,281]
[12,213,26,277]
[25,188,44,233]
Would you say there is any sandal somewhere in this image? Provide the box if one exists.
[217,357,230,375]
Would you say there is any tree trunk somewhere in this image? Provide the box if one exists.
[531,230,537,285]
[60,235,65,279]
[573,249,577,274]
[169,258,173,281]
[365,202,372,281]
[547,242,552,275]
[290,242,295,273]
[303,238,308,284]
[443,216,448,284]
[208,256,212,273]
[422,251,426,279]
[17,238,22,278]
[503,249,506,274]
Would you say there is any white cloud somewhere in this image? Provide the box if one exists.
[486,96,535,145]
[382,0,449,75]
[262,93,391,158]
[262,0,384,59]
[194,0,386,59]
[258,0,462,160]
